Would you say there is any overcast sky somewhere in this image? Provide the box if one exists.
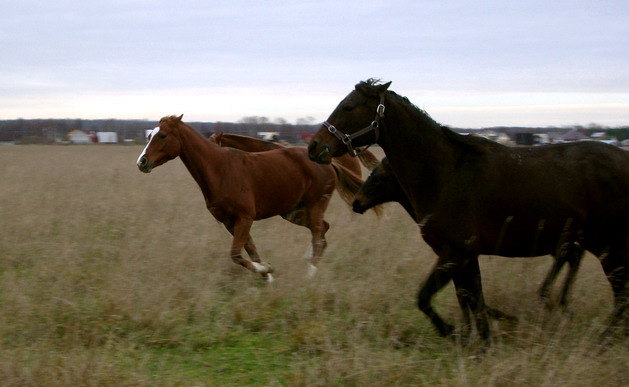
[1,0,628,128]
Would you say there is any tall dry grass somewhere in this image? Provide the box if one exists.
[0,144,626,385]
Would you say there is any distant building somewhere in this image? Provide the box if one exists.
[67,130,91,144]
[515,133,535,146]
[257,131,280,141]
[546,132,566,143]
[96,132,118,143]
[561,129,589,142]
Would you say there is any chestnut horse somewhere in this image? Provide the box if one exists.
[308,79,628,345]
[137,115,365,281]
[209,132,380,176]
[352,157,584,312]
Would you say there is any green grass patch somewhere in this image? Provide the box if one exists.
[141,331,293,385]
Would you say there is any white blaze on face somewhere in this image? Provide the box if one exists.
[136,126,160,166]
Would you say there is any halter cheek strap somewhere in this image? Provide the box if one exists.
[322,94,385,157]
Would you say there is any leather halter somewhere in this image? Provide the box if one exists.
[322,94,385,157]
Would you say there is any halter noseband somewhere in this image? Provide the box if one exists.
[322,94,385,157]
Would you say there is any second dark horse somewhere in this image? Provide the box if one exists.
[352,157,584,312]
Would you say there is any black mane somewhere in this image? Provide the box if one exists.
[366,83,497,151]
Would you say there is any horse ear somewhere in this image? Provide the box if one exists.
[356,79,391,97]
[176,114,184,122]
[379,81,392,92]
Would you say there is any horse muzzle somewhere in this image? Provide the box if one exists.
[137,156,153,173]
[307,140,332,164]
[351,199,368,214]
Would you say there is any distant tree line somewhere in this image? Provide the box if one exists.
[0,117,320,144]
[0,118,627,144]
[483,125,629,142]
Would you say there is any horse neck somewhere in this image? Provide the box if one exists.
[223,135,282,152]
[177,123,227,202]
[378,97,458,218]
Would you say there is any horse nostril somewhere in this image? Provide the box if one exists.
[317,145,331,163]
[139,156,147,166]
[352,200,364,214]
[308,140,318,161]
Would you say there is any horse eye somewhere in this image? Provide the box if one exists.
[342,104,354,112]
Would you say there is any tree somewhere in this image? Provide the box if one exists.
[239,116,269,124]
[296,116,316,125]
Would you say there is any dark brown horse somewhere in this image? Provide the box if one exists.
[137,115,365,281]
[308,79,628,344]
[209,132,380,176]
[352,157,584,312]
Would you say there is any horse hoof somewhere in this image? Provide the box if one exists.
[265,273,275,283]
[251,261,274,274]
[440,323,455,338]
[307,264,318,278]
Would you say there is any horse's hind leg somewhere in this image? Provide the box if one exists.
[599,243,628,343]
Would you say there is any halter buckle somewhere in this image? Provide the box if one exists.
[377,103,385,117]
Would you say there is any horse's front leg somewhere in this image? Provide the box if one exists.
[243,235,275,283]
[557,243,584,311]
[228,217,274,281]
[417,255,456,338]
[539,243,583,310]
[452,255,491,346]
[538,254,566,307]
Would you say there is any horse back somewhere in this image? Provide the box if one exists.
[423,141,628,256]
[229,147,336,220]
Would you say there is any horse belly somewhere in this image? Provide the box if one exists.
[252,175,308,220]
[478,216,583,257]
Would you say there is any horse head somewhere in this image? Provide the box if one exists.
[352,158,397,214]
[136,114,184,173]
[308,79,391,164]
[208,131,224,146]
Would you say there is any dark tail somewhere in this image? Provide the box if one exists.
[331,161,382,216]
[357,149,380,170]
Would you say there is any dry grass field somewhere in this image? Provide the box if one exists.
[0,144,626,385]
